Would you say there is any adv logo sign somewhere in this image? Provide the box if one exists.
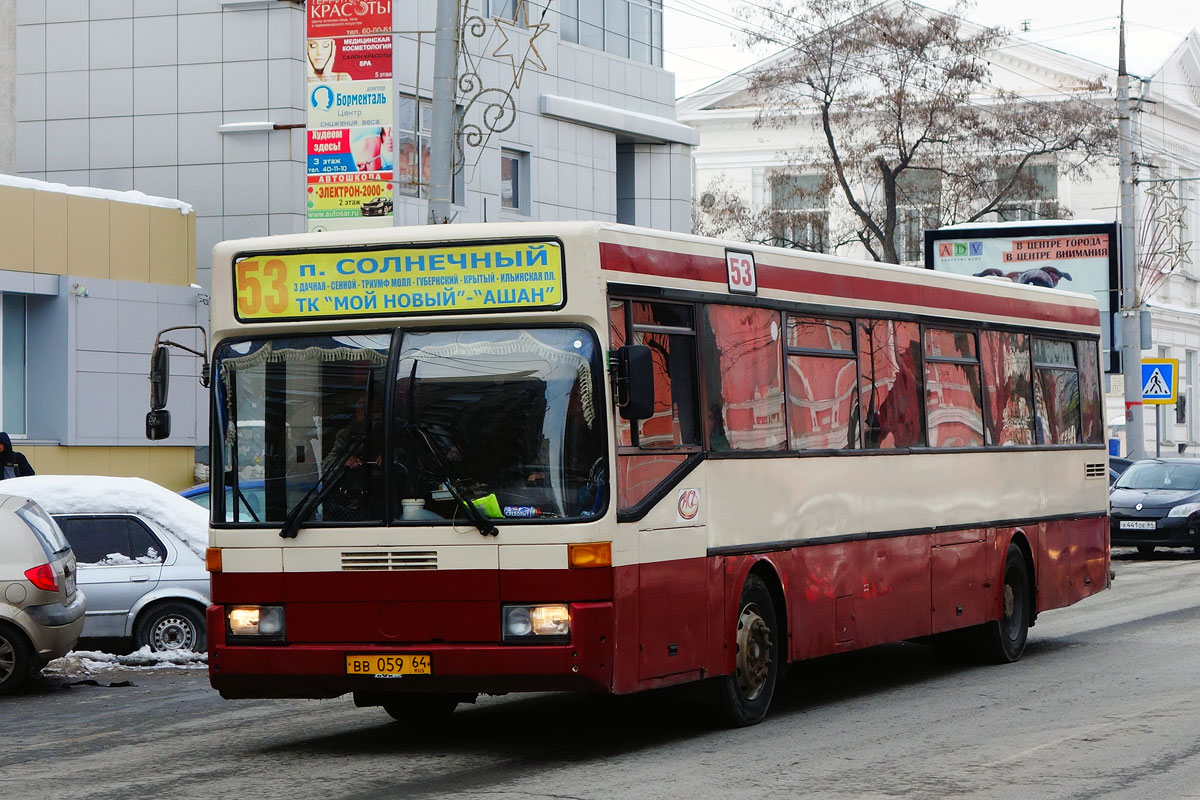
[676,488,700,523]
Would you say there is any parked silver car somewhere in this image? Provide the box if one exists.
[3,476,209,653]
[0,493,86,693]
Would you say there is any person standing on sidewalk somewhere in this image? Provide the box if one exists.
[0,432,35,479]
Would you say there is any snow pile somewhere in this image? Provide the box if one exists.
[0,173,193,214]
[45,647,208,678]
[0,475,209,557]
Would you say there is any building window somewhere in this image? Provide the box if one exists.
[500,149,529,214]
[768,173,828,253]
[483,0,518,19]
[996,164,1058,222]
[559,0,663,66]
[895,170,941,264]
[1,294,27,435]
[396,94,464,203]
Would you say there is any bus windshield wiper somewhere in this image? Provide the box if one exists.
[278,454,353,539]
[406,422,498,537]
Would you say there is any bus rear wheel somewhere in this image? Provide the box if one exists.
[974,544,1030,664]
[382,693,460,724]
[715,574,779,727]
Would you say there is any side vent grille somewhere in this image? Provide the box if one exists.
[1085,463,1107,480]
[341,550,438,571]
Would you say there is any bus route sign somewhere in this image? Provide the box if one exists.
[233,240,564,321]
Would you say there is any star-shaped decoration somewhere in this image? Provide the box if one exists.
[491,0,548,89]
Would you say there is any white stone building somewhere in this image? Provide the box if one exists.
[679,15,1200,457]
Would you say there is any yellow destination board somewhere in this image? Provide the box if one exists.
[234,240,564,321]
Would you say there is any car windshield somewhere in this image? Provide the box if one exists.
[213,327,607,527]
[1115,462,1200,491]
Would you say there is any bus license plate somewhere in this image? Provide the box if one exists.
[346,654,432,676]
[1119,520,1156,530]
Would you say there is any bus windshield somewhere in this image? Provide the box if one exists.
[213,327,607,527]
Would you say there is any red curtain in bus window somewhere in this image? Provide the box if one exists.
[1033,339,1081,445]
[700,305,786,451]
[923,328,984,448]
[980,331,1035,446]
[858,320,924,448]
[1076,340,1104,444]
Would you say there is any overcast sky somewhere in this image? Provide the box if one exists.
[664,0,1200,98]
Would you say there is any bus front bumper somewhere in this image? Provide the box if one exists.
[207,602,614,699]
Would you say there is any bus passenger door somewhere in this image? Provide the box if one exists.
[637,482,708,681]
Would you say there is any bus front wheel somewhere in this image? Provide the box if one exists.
[715,574,779,727]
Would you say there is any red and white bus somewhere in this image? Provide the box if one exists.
[177,221,1108,726]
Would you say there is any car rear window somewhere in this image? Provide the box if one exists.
[16,501,71,559]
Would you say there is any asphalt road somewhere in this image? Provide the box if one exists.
[4,548,1200,800]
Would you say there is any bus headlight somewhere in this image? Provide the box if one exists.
[502,604,570,642]
[226,605,285,641]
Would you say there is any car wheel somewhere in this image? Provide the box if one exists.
[135,603,206,653]
[1137,545,1155,556]
[0,624,33,695]
[715,574,780,727]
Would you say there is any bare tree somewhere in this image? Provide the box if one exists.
[701,0,1117,263]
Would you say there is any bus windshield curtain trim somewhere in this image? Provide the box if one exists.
[411,331,596,427]
[218,341,389,445]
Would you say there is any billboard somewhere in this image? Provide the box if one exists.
[926,222,1120,372]
[306,1,393,232]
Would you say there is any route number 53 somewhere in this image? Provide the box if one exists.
[236,259,290,317]
[725,250,757,295]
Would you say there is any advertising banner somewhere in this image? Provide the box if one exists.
[307,0,393,231]
[926,222,1119,371]
[234,241,565,322]
[307,80,392,129]
[307,0,392,38]
[306,173,394,221]
[307,127,394,174]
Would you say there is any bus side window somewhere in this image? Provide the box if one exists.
[981,331,1035,446]
[1076,339,1104,444]
[858,319,925,449]
[610,298,700,510]
[1033,338,1081,445]
[700,305,786,452]
[629,302,699,448]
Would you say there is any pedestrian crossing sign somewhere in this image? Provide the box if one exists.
[1141,359,1178,404]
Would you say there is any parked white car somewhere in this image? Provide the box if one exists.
[2,476,209,653]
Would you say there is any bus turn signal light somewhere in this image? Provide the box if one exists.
[206,547,222,573]
[568,542,611,568]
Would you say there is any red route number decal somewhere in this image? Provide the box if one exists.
[726,250,757,295]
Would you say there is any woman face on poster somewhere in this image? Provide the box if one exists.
[307,38,336,75]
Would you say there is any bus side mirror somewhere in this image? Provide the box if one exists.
[150,345,170,411]
[146,409,172,440]
[615,345,655,421]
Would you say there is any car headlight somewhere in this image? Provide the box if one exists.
[1168,503,1200,518]
[502,604,570,643]
[226,605,285,642]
